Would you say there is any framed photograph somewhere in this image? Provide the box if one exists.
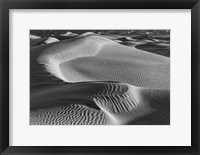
[0,0,199,154]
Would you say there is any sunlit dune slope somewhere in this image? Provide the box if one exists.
[37,35,170,89]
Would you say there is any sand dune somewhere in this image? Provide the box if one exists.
[38,35,169,89]
[55,32,78,40]
[101,34,124,40]
[135,42,170,57]
[30,37,47,47]
[44,37,59,44]
[30,34,170,125]
[30,36,60,47]
[30,82,169,125]
[37,35,110,82]
[31,104,108,125]
[30,34,41,39]
[60,31,78,37]
[153,35,170,41]
[78,32,95,37]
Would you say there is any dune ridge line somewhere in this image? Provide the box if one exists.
[37,35,169,89]
[37,35,111,82]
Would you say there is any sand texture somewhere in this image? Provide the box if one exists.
[30,31,170,125]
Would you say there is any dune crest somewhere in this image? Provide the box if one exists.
[60,31,78,37]
[38,35,169,89]
[93,83,169,125]
[37,36,111,81]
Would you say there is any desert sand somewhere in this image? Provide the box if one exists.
[30,31,170,125]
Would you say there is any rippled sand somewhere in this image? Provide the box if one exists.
[30,33,170,125]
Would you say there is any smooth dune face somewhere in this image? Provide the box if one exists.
[38,35,169,89]
[31,33,170,125]
[37,36,110,82]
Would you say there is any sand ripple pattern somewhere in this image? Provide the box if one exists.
[31,35,170,125]
[92,82,160,124]
[30,104,108,125]
[30,81,169,125]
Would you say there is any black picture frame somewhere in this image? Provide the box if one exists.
[0,0,199,154]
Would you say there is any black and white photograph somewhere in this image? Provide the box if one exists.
[30,30,170,125]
